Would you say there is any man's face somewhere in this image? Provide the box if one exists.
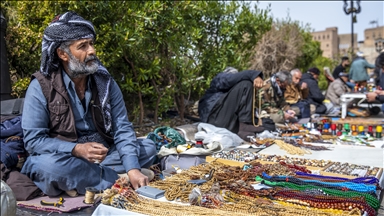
[62,38,99,78]
[343,59,350,67]
[292,71,302,85]
[276,78,288,89]
[312,73,319,81]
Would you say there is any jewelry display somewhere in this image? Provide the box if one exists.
[101,160,365,216]
[212,149,259,162]
[256,154,333,168]
[273,140,311,155]
[323,162,381,177]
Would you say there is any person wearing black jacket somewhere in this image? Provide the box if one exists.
[198,67,265,140]
[332,56,350,80]
[367,90,384,104]
[300,67,326,114]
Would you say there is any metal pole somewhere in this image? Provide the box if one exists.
[0,11,12,101]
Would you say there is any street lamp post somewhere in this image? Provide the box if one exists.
[343,0,361,53]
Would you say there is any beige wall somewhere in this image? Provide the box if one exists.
[364,26,384,47]
[311,27,339,59]
[312,26,383,61]
[338,33,358,56]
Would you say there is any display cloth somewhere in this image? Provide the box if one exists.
[91,141,383,216]
[17,194,93,213]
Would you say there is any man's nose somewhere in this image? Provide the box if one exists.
[88,45,96,55]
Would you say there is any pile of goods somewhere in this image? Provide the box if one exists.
[101,161,380,216]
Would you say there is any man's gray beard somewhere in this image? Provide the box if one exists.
[67,53,99,79]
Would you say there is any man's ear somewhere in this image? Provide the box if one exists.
[57,48,69,62]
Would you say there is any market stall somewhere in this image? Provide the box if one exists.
[91,119,384,216]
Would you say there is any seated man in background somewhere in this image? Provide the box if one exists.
[367,55,384,109]
[21,12,156,197]
[260,71,297,124]
[367,90,384,103]
[300,67,326,114]
[333,56,350,80]
[198,67,266,140]
[284,69,310,118]
[325,72,351,107]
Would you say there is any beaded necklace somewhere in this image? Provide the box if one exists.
[295,171,379,184]
[262,173,378,193]
[273,189,376,216]
[256,176,380,210]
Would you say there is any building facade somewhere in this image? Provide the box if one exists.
[311,26,383,62]
[311,27,339,59]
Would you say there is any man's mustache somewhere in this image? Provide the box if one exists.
[85,56,98,63]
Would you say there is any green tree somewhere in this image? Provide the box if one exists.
[1,1,272,125]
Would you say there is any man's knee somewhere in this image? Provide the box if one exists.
[310,104,316,114]
[290,106,301,116]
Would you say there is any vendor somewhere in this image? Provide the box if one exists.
[21,11,156,197]
[325,72,351,107]
[198,67,266,140]
[366,90,384,103]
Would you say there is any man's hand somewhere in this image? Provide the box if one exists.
[366,92,378,102]
[128,169,149,189]
[300,82,308,90]
[253,76,263,88]
[72,142,108,163]
[284,110,296,120]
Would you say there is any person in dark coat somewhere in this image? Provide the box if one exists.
[374,52,384,87]
[300,67,326,114]
[198,67,265,140]
[332,56,350,80]
[367,54,384,110]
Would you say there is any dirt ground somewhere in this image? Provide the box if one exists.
[133,115,196,137]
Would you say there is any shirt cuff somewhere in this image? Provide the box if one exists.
[123,157,141,173]
[57,141,78,154]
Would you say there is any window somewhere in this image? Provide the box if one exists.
[326,44,329,47]
[327,34,330,39]
[366,36,369,40]
[373,33,376,39]
[323,35,325,40]
[318,35,321,40]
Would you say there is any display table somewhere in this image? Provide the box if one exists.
[340,92,367,118]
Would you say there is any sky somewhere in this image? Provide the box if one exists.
[253,1,384,41]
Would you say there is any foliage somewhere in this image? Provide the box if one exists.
[11,77,30,98]
[249,17,321,78]
[1,1,272,124]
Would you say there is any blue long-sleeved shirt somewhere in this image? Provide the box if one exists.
[349,57,375,82]
[22,70,140,172]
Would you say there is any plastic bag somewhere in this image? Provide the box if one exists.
[1,180,16,216]
[147,126,186,151]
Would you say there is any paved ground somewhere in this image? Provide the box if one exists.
[16,112,384,215]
